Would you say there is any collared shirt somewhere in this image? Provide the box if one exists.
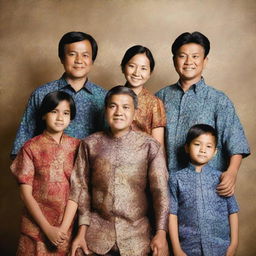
[169,164,239,256]
[11,75,107,155]
[131,87,166,135]
[10,133,80,253]
[69,130,169,256]
[156,78,250,173]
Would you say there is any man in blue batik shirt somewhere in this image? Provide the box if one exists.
[11,31,107,158]
[156,31,250,197]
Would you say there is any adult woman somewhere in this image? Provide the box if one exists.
[121,45,166,146]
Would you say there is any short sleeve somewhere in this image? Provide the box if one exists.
[169,173,178,215]
[152,97,166,129]
[10,145,35,185]
[226,195,239,215]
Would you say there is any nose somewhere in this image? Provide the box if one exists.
[133,67,140,76]
[199,146,206,153]
[185,55,192,65]
[57,112,64,120]
[114,106,123,116]
[75,54,83,63]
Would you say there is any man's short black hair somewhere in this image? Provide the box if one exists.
[58,31,98,61]
[105,85,138,109]
[120,45,155,73]
[172,31,210,58]
[185,124,218,146]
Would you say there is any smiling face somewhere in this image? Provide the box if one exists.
[123,53,151,92]
[61,40,93,81]
[105,94,135,137]
[174,43,208,84]
[43,100,71,136]
[185,133,217,171]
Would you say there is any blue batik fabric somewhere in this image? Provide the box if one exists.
[11,75,107,155]
[169,164,239,256]
[155,78,250,173]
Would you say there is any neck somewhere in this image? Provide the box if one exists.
[44,130,63,144]
[111,128,130,138]
[179,77,201,92]
[125,82,143,95]
[66,76,87,92]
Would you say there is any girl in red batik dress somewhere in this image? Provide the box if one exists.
[11,91,80,255]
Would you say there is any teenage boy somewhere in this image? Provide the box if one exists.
[156,31,250,196]
[11,31,107,157]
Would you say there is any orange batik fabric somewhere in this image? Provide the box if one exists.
[131,87,166,135]
[11,133,80,256]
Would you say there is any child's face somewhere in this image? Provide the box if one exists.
[105,94,135,137]
[43,100,71,134]
[124,53,151,89]
[186,133,217,167]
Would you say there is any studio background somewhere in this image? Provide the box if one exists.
[0,0,255,255]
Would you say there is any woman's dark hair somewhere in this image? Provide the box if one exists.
[58,31,98,61]
[120,45,155,72]
[104,85,138,109]
[172,31,210,58]
[185,124,218,146]
[35,91,76,135]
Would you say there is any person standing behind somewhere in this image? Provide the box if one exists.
[11,31,107,158]
[121,45,166,146]
[156,32,250,196]
[169,124,239,256]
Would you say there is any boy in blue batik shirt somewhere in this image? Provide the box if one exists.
[169,124,238,256]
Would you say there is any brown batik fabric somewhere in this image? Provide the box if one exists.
[69,130,169,256]
[131,87,166,135]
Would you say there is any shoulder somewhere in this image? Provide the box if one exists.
[203,84,233,103]
[81,131,106,144]
[155,83,178,100]
[62,134,80,146]
[20,134,44,152]
[31,78,63,96]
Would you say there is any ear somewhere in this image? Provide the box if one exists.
[214,147,217,156]
[203,56,208,69]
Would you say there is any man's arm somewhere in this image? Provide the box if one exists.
[226,213,238,256]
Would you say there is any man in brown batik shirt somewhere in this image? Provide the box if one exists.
[61,86,169,256]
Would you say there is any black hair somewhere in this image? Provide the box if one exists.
[104,85,138,109]
[35,91,76,135]
[58,31,98,61]
[121,45,155,72]
[172,32,210,58]
[185,124,218,146]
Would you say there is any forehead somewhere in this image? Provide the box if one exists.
[55,100,70,109]
[194,133,216,143]
[64,40,92,52]
[108,94,134,105]
[177,43,205,54]
[128,53,150,65]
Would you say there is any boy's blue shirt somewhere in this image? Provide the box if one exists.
[169,163,239,255]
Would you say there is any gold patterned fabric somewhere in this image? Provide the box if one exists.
[69,130,169,256]
[11,133,80,255]
[131,87,166,135]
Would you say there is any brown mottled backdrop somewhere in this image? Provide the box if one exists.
[0,0,255,255]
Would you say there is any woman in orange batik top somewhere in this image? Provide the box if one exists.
[120,45,166,147]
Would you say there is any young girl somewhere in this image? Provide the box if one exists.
[11,91,80,255]
[120,45,166,146]
[169,124,239,256]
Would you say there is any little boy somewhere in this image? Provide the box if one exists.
[60,86,169,256]
[169,124,239,256]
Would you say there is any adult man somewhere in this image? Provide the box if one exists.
[11,31,107,157]
[156,32,250,196]
[60,86,169,256]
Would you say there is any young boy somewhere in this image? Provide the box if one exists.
[169,124,239,256]
[60,86,169,256]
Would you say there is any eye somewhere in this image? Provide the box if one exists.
[83,54,90,58]
[192,55,199,59]
[68,52,76,56]
[51,110,57,114]
[141,67,148,71]
[64,111,70,116]
[207,145,213,148]
[128,64,135,68]
[178,54,186,58]
[123,106,130,110]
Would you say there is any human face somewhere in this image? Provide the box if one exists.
[173,43,208,84]
[185,133,217,171]
[105,94,135,137]
[61,40,93,81]
[43,100,71,136]
[124,53,151,91]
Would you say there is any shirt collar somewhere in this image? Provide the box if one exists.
[176,77,207,94]
[187,162,211,173]
[59,73,94,94]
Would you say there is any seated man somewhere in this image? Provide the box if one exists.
[11,31,107,158]
[60,86,170,256]
[156,31,250,196]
